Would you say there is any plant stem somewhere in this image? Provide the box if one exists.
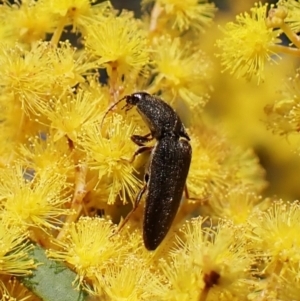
[57,158,88,241]
[198,287,209,301]
[271,44,300,56]
[281,22,300,49]
[149,2,163,32]
[51,14,69,46]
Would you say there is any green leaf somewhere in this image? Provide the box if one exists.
[22,245,88,301]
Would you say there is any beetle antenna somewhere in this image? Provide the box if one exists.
[100,96,126,128]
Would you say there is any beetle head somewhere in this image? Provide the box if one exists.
[125,92,149,105]
[123,92,149,111]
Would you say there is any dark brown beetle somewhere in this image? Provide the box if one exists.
[102,92,192,250]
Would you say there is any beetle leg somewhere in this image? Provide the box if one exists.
[119,133,154,163]
[129,145,153,163]
[131,133,153,146]
[184,184,209,205]
[113,180,148,235]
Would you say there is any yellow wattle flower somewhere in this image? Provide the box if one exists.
[0,216,36,277]
[249,200,300,274]
[157,218,254,300]
[216,2,282,83]
[79,114,143,205]
[150,36,212,109]
[0,165,72,230]
[45,89,105,142]
[47,217,123,284]
[279,0,300,33]
[143,0,216,33]
[85,12,149,80]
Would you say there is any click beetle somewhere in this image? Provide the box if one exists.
[102,92,192,250]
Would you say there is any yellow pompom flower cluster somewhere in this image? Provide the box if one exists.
[85,11,150,82]
[0,216,37,300]
[216,2,282,83]
[143,0,216,33]
[278,0,300,32]
[0,165,72,230]
[217,1,300,83]
[265,68,300,148]
[149,36,212,109]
